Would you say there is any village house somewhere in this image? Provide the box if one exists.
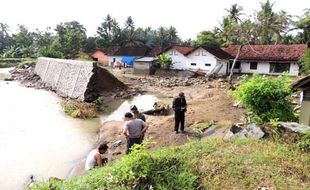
[157,44,307,76]
[108,46,150,67]
[133,47,161,75]
[292,75,310,126]
[223,44,307,76]
[91,50,109,65]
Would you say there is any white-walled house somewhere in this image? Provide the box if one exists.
[160,45,232,75]
[223,44,307,76]
[159,44,307,76]
[163,45,194,70]
[186,46,232,75]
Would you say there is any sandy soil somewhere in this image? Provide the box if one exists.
[97,68,244,159]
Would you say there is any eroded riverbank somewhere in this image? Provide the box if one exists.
[0,71,102,189]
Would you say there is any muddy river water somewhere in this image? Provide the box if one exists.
[0,68,157,189]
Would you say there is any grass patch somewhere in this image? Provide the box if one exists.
[30,138,310,190]
[62,100,97,119]
[0,58,35,68]
[17,60,36,68]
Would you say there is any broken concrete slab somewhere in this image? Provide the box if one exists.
[34,57,126,102]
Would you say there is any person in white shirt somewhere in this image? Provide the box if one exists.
[85,143,109,171]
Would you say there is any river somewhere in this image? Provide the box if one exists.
[0,68,157,190]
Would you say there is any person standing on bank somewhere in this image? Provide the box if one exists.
[123,112,148,154]
[85,143,109,171]
[172,92,187,134]
[130,105,146,122]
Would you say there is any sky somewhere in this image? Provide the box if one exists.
[0,0,309,40]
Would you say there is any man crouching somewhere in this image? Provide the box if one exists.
[85,143,109,170]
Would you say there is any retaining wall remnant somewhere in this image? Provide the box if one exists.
[34,57,125,102]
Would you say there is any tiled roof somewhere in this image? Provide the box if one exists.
[146,47,162,57]
[292,75,310,90]
[161,45,195,55]
[107,46,121,56]
[112,46,149,56]
[223,44,307,61]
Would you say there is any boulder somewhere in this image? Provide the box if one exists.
[279,122,310,134]
[227,123,265,139]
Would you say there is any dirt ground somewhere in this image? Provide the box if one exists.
[97,68,244,160]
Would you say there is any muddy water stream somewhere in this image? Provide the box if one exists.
[0,68,158,190]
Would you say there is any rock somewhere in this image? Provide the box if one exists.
[203,125,217,137]
[112,151,122,156]
[279,122,310,134]
[233,101,241,108]
[227,123,265,139]
[3,78,14,81]
[112,140,122,148]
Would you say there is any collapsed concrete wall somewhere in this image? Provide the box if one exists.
[35,57,125,102]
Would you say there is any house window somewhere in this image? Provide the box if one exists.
[195,51,200,56]
[169,51,173,55]
[205,63,211,66]
[269,62,290,73]
[250,62,257,70]
[174,50,178,55]
[229,61,241,69]
[191,63,197,66]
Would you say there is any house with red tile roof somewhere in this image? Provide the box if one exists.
[223,44,307,76]
[160,45,232,74]
[160,45,195,70]
[159,44,307,76]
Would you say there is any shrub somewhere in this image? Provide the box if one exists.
[156,53,173,70]
[297,133,310,151]
[233,74,296,122]
[17,60,36,68]
[38,48,63,58]
[30,142,200,190]
[62,101,97,119]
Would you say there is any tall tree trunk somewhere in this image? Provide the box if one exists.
[228,45,243,87]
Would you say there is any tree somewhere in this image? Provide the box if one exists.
[256,0,291,44]
[0,23,12,54]
[84,37,98,53]
[55,21,87,58]
[300,48,310,75]
[225,4,244,23]
[11,25,36,57]
[195,30,221,47]
[97,14,123,48]
[295,9,310,44]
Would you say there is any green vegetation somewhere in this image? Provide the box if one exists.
[191,120,216,137]
[62,100,97,119]
[297,133,310,151]
[156,53,173,70]
[300,48,310,75]
[1,1,309,59]
[234,74,296,122]
[0,58,35,68]
[30,138,310,190]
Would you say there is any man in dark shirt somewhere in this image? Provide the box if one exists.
[130,105,146,122]
[172,92,187,134]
